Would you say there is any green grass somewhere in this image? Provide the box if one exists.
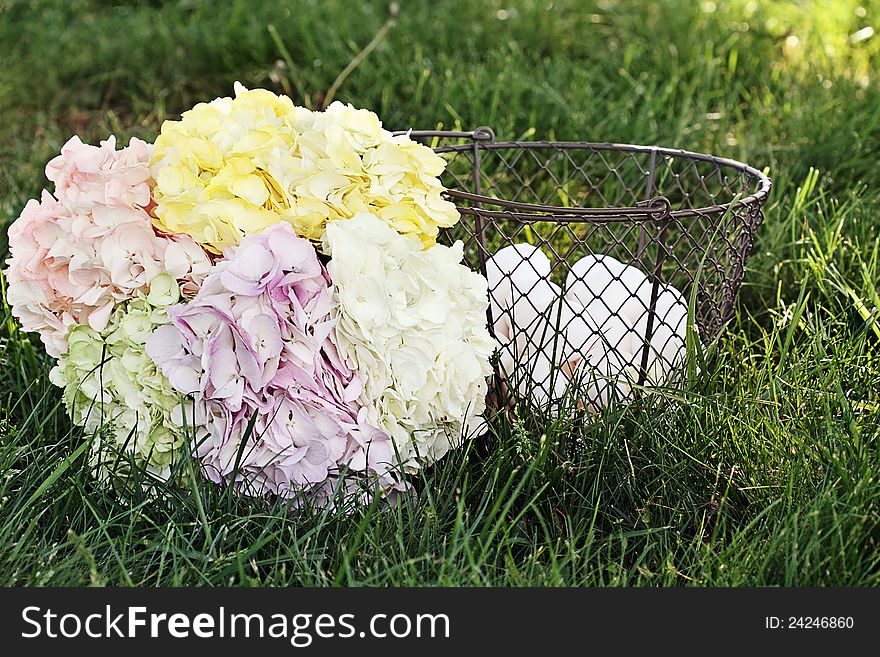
[1,0,879,586]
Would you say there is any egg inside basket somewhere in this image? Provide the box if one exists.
[401,128,771,412]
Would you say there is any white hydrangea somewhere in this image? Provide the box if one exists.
[324,213,495,471]
[49,274,192,481]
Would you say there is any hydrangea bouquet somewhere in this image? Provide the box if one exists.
[5,84,495,504]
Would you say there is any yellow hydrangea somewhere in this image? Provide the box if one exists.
[151,83,459,253]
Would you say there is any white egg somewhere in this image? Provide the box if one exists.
[562,346,635,411]
[506,279,567,350]
[523,352,573,407]
[487,242,551,281]
[488,245,698,410]
[486,243,552,345]
[567,256,696,390]
[497,342,517,382]
[565,254,653,328]
[497,347,569,408]
[497,278,585,407]
[630,284,692,384]
[563,313,603,363]
[486,244,551,309]
[655,284,690,362]
[495,279,558,381]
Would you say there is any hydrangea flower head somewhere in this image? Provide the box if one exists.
[147,222,399,500]
[150,83,458,254]
[46,135,153,212]
[324,212,495,470]
[49,278,191,481]
[4,135,212,357]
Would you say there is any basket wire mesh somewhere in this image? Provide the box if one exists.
[400,128,771,411]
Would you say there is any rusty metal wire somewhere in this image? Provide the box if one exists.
[398,128,771,411]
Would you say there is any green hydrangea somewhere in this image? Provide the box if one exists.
[49,273,191,482]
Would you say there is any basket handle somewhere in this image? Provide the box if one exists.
[448,190,673,222]
[391,126,495,142]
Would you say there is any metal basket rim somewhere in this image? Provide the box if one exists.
[401,130,772,221]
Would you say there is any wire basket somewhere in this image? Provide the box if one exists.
[400,128,771,411]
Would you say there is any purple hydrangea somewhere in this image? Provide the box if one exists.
[147,222,400,501]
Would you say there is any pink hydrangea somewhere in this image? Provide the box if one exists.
[4,136,212,357]
[46,135,153,212]
[147,222,400,501]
